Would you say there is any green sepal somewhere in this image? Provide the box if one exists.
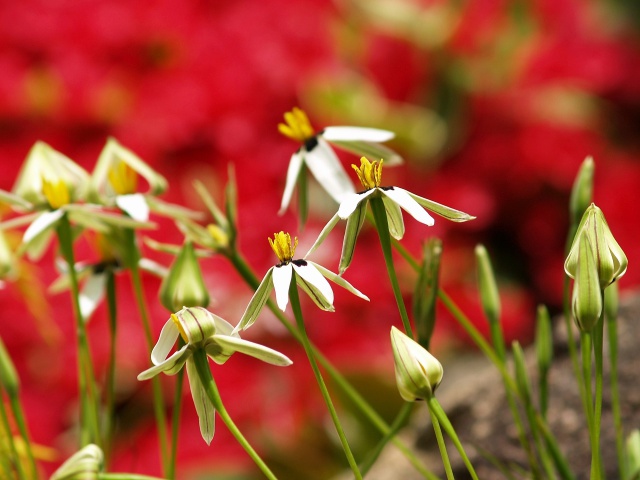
[185,358,215,445]
[236,267,274,331]
[572,234,602,332]
[381,195,404,240]
[339,201,367,274]
[407,191,476,222]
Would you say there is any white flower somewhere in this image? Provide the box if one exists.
[308,157,475,273]
[235,231,369,332]
[138,307,292,444]
[278,107,402,214]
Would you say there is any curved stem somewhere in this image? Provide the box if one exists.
[191,349,278,480]
[228,251,436,478]
[56,213,101,447]
[369,197,413,338]
[126,230,169,476]
[288,276,362,479]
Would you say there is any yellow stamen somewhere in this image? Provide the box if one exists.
[269,231,298,264]
[277,107,315,142]
[352,157,383,190]
[207,224,229,248]
[41,176,70,209]
[171,313,189,342]
[107,160,138,195]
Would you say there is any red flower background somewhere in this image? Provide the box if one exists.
[1,0,639,478]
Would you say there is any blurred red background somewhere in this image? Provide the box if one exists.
[1,0,639,478]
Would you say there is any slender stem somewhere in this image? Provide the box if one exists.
[0,393,26,480]
[228,251,436,478]
[126,231,169,476]
[592,312,605,479]
[606,304,624,477]
[429,407,454,480]
[9,394,38,479]
[288,276,362,479]
[104,270,117,463]
[100,474,170,480]
[369,197,413,338]
[56,214,101,447]
[427,397,479,480]
[191,349,278,480]
[580,332,599,480]
[168,339,185,480]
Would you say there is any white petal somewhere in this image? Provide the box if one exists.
[304,137,355,203]
[211,335,292,366]
[322,126,395,142]
[309,261,369,301]
[382,188,435,226]
[137,345,191,380]
[150,318,180,365]
[186,359,215,445]
[337,190,374,219]
[292,262,334,306]
[279,151,305,214]
[79,272,107,320]
[23,209,64,244]
[272,264,293,311]
[116,193,150,222]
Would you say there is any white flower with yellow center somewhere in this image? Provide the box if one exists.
[278,107,402,214]
[0,142,149,261]
[235,231,369,332]
[138,307,292,444]
[308,157,476,273]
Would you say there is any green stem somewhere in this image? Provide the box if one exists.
[606,304,624,477]
[369,197,413,338]
[100,474,169,480]
[0,392,26,480]
[127,232,169,477]
[593,312,605,479]
[56,213,101,447]
[9,394,38,479]
[427,397,479,480]
[168,340,185,480]
[104,270,117,463]
[228,251,436,479]
[580,332,599,480]
[429,407,454,480]
[288,276,362,479]
[191,349,278,480]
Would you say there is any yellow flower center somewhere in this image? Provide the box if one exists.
[352,157,383,190]
[108,160,138,195]
[171,313,189,343]
[269,231,298,264]
[277,107,315,143]
[41,176,70,209]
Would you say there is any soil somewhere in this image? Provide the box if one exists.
[365,291,640,480]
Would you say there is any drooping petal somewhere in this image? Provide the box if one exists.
[322,126,395,142]
[208,335,292,366]
[23,209,64,244]
[405,190,475,222]
[79,272,107,320]
[304,137,355,203]
[309,261,369,301]
[292,261,334,309]
[304,213,341,259]
[382,188,435,226]
[337,190,374,219]
[236,267,275,332]
[185,359,215,445]
[381,195,405,240]
[115,193,150,222]
[137,345,192,380]
[279,151,305,214]
[340,201,368,274]
[272,263,293,311]
[150,318,181,365]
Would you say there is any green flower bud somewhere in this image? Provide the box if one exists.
[50,444,103,480]
[512,341,532,401]
[626,430,640,480]
[159,241,210,312]
[475,244,501,325]
[0,336,19,396]
[390,326,443,401]
[571,233,603,332]
[535,305,553,377]
[569,156,594,227]
[565,203,627,289]
[413,238,442,349]
[172,307,217,345]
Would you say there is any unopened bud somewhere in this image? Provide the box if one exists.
[159,242,210,312]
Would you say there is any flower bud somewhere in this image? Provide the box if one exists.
[50,444,103,480]
[159,242,210,312]
[569,156,594,227]
[535,305,553,377]
[565,203,627,289]
[390,326,443,401]
[571,233,603,332]
[475,244,501,326]
[172,307,217,345]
